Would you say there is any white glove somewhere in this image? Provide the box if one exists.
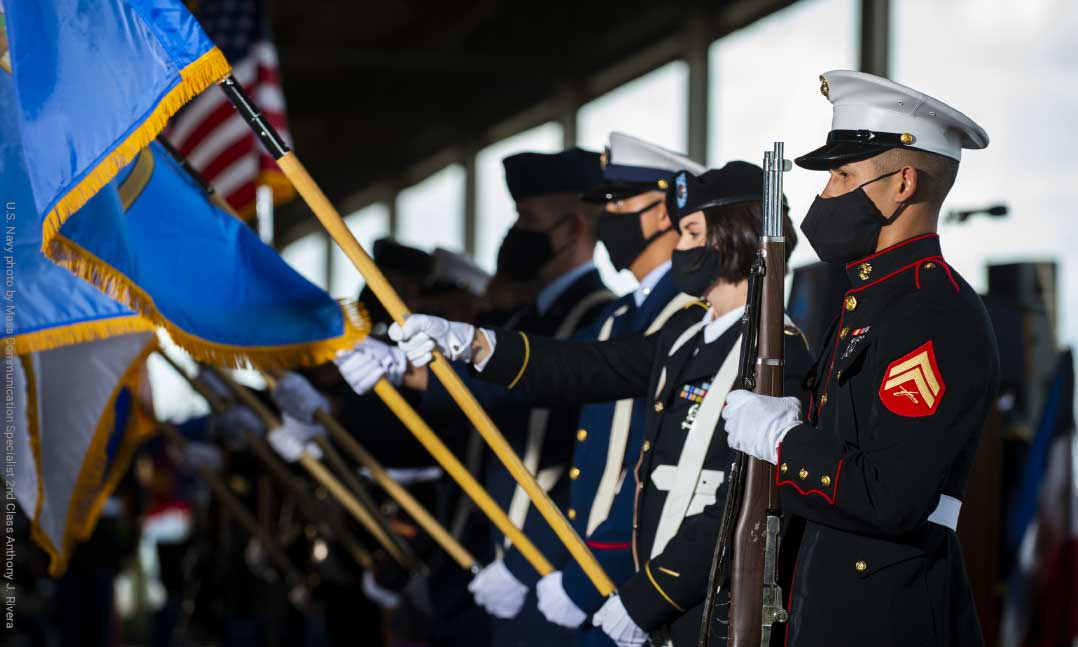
[592,595,646,647]
[361,571,401,610]
[334,338,408,395]
[467,560,527,619]
[267,414,325,463]
[183,441,223,472]
[389,314,477,368]
[271,371,330,423]
[721,390,802,465]
[536,571,587,629]
[211,405,265,448]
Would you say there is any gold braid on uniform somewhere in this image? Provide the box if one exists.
[644,561,685,612]
[507,331,531,389]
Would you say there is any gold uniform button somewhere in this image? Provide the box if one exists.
[567,508,577,520]
[642,441,651,452]
[819,393,829,407]
[569,467,581,480]
[844,295,858,311]
[820,475,832,487]
[577,429,587,442]
[798,468,809,480]
[855,560,868,572]
[839,327,850,339]
[654,401,664,412]
[923,261,936,269]
[780,463,789,474]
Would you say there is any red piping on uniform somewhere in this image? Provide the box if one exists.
[817,253,952,409]
[774,445,842,505]
[587,540,630,550]
[844,233,939,269]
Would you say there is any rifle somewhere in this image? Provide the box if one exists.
[699,143,790,646]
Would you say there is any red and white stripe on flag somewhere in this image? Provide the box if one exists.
[167,41,294,219]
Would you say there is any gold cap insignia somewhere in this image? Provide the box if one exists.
[657,179,669,190]
[819,75,829,98]
[899,133,914,145]
[600,148,610,170]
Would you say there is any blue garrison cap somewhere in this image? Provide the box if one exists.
[503,147,603,202]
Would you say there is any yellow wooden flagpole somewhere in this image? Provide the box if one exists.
[203,365,415,569]
[217,76,612,596]
[155,419,309,594]
[262,372,479,573]
[154,351,374,569]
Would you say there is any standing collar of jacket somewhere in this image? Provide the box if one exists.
[537,259,598,316]
[633,260,671,308]
[843,233,944,288]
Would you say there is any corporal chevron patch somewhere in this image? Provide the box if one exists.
[879,341,946,417]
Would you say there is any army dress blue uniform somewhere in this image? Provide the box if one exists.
[475,300,813,646]
[504,267,690,646]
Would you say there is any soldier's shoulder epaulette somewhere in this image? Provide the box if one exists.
[914,259,961,294]
[683,300,709,311]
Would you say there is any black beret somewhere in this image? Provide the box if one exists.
[372,238,432,275]
[666,161,784,231]
[503,147,603,202]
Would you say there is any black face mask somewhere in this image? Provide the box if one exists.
[496,215,572,280]
[671,245,722,297]
[800,170,904,264]
[597,200,667,271]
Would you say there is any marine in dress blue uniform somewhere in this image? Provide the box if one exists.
[722,71,1000,647]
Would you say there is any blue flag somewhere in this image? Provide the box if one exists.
[48,141,368,367]
[2,58,153,352]
[3,0,230,248]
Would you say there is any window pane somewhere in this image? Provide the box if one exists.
[709,0,858,273]
[396,164,466,253]
[281,231,328,289]
[579,61,690,295]
[476,122,564,271]
[894,0,1078,351]
[330,203,391,299]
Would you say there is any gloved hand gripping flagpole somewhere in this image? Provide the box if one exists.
[217,75,607,593]
[261,371,481,574]
[155,350,374,570]
[201,364,418,570]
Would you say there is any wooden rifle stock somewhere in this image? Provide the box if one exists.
[700,145,789,646]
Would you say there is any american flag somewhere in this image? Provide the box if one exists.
[167,0,293,219]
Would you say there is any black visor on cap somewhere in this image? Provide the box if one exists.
[795,129,914,170]
[581,180,659,204]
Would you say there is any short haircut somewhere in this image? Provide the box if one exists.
[701,201,798,283]
[869,148,959,206]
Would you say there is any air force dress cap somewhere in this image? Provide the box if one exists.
[427,248,491,297]
[583,132,707,203]
[503,147,603,202]
[667,161,784,230]
[796,70,990,171]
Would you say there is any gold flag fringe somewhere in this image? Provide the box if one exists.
[40,48,232,253]
[13,315,156,355]
[47,234,370,370]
